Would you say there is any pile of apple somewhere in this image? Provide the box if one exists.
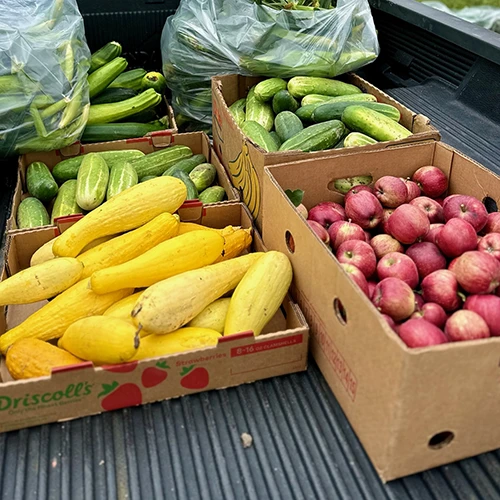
[304,166,500,348]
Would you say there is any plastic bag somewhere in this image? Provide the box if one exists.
[161,0,379,125]
[0,0,91,157]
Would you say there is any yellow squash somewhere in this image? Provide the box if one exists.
[77,212,179,278]
[0,279,132,354]
[58,316,140,365]
[178,222,238,236]
[53,176,187,257]
[103,291,151,337]
[187,298,231,333]
[215,228,253,263]
[132,327,221,360]
[90,230,224,294]
[224,251,292,337]
[6,338,83,380]
[132,252,264,335]
[0,257,83,306]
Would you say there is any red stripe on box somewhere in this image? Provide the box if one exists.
[52,361,93,375]
[180,200,203,210]
[230,334,304,357]
[218,331,254,343]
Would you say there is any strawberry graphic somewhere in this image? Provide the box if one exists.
[98,382,142,411]
[141,361,169,388]
[180,365,209,390]
[102,360,138,373]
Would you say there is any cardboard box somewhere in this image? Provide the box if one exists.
[0,203,309,433]
[8,132,239,234]
[261,141,500,481]
[211,73,441,230]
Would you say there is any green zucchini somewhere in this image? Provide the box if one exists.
[313,101,401,123]
[17,197,50,229]
[130,145,193,178]
[272,90,299,114]
[241,121,279,153]
[269,131,281,149]
[229,98,246,128]
[279,120,345,152]
[301,93,376,107]
[199,186,226,204]
[89,41,122,73]
[246,86,274,131]
[81,122,164,143]
[91,87,138,105]
[343,132,378,148]
[254,78,287,102]
[288,77,362,99]
[108,68,147,91]
[164,154,207,176]
[51,180,82,223]
[106,163,138,200]
[117,107,158,124]
[169,170,198,200]
[189,164,217,192]
[141,72,167,94]
[26,162,59,202]
[76,153,110,211]
[341,106,412,142]
[88,57,128,98]
[275,111,304,143]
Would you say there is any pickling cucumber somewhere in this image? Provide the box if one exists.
[313,101,401,123]
[164,154,207,176]
[17,197,50,229]
[228,98,246,128]
[254,78,287,102]
[272,90,299,114]
[343,132,378,147]
[246,86,274,131]
[199,186,226,204]
[26,162,58,202]
[288,77,362,99]
[189,164,217,192]
[241,121,279,152]
[130,145,193,178]
[106,163,139,200]
[169,170,198,200]
[76,153,109,211]
[279,120,345,152]
[51,180,82,223]
[275,111,304,143]
[301,93,376,107]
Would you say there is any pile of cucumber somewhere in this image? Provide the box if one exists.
[83,41,171,143]
[229,76,413,153]
[16,147,227,230]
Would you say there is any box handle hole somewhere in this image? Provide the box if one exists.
[285,230,295,254]
[483,196,498,213]
[333,298,347,325]
[428,431,454,449]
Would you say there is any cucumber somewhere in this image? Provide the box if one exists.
[241,121,279,153]
[91,87,138,105]
[17,197,50,229]
[89,41,122,73]
[275,111,304,143]
[297,94,378,122]
[76,153,110,211]
[295,105,317,123]
[165,154,207,176]
[106,163,139,200]
[269,131,281,149]
[246,86,274,131]
[279,120,345,152]
[141,72,167,94]
[272,90,299,114]
[88,57,128,98]
[51,180,82,223]
[26,162,58,202]
[288,77,362,99]
[228,98,246,128]
[81,122,164,143]
[140,176,157,182]
[108,68,147,91]
[130,145,193,178]
[169,170,198,200]
[344,132,378,147]
[313,101,401,123]
[189,164,217,192]
[199,186,226,204]
[52,150,145,183]
[254,78,287,102]
[342,106,412,142]
[301,93,376,107]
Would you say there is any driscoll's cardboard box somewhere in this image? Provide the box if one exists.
[261,141,500,481]
[0,203,308,433]
[211,73,440,230]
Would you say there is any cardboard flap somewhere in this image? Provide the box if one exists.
[148,130,174,148]
[58,142,83,158]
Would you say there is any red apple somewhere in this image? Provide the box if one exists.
[401,178,421,202]
[448,258,458,272]
[398,319,448,347]
[374,176,408,208]
[336,240,377,278]
[406,242,447,279]
[345,191,384,229]
[344,185,374,202]
[453,251,500,294]
[340,263,369,296]
[328,220,365,251]
[381,208,394,233]
[377,252,419,288]
[422,223,444,245]
[380,313,397,330]
[478,232,500,261]
[307,220,330,245]
[464,294,500,336]
[443,195,488,232]
[387,204,430,244]
[412,166,448,198]
[308,202,345,228]
[409,196,444,223]
[414,293,425,310]
[484,212,500,234]
[445,310,490,341]
[436,218,477,258]
[296,204,308,219]
[434,197,445,206]
[364,230,371,243]
[411,302,447,328]
[421,269,461,311]
[372,277,415,322]
[370,234,404,259]
[367,280,378,300]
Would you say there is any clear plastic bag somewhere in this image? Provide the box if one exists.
[0,0,91,157]
[161,0,379,125]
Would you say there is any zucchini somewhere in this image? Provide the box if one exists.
[313,101,401,123]
[89,41,122,73]
[88,57,128,98]
[130,145,193,178]
[199,186,226,204]
[76,154,110,211]
[51,180,82,223]
[343,132,378,147]
[275,111,304,143]
[26,162,58,202]
[254,78,287,102]
[269,131,281,149]
[279,120,345,152]
[288,77,362,99]
[169,170,198,200]
[189,164,217,192]
[81,122,164,143]
[117,107,158,124]
[141,72,167,94]
[301,93,376,107]
[88,89,162,125]
[272,90,299,114]
[108,68,147,91]
[91,87,138,105]
[241,121,279,153]
[342,106,412,142]
[17,197,50,229]
[228,98,246,128]
[245,86,274,131]
[107,163,138,200]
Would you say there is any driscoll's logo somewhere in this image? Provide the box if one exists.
[0,382,93,411]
